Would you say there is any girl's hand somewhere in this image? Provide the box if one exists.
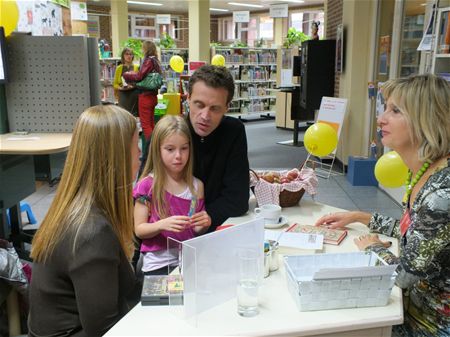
[158,215,190,233]
[190,211,211,233]
[354,233,392,250]
[314,212,354,229]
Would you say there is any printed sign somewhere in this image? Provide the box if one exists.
[233,11,250,23]
[189,61,206,75]
[156,14,171,25]
[316,97,348,154]
[270,4,288,18]
[71,1,88,21]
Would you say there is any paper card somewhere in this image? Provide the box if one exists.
[265,230,323,250]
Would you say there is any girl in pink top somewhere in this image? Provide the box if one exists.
[133,115,211,275]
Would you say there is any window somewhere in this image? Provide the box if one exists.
[218,15,274,46]
[129,15,181,40]
[289,11,324,39]
[259,16,273,40]
[240,18,257,46]
[220,18,235,41]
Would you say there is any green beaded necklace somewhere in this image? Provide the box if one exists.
[404,161,431,202]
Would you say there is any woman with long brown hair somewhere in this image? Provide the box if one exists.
[123,40,162,141]
[28,105,141,336]
[114,47,139,116]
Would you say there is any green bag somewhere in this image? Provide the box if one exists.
[136,72,163,91]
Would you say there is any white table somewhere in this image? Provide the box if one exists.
[105,200,403,337]
[0,132,72,257]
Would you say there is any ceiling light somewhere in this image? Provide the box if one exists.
[228,2,264,8]
[210,8,229,12]
[278,0,305,3]
[126,1,163,6]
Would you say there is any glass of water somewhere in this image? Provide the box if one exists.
[237,249,260,317]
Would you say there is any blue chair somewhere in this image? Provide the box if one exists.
[6,202,37,225]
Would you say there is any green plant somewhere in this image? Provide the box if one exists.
[160,33,176,48]
[230,40,248,48]
[283,28,309,48]
[120,38,143,59]
[255,38,264,48]
[210,41,222,48]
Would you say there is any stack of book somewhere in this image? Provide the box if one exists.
[141,275,183,306]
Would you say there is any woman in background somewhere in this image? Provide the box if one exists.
[29,105,141,336]
[123,40,162,141]
[114,47,139,116]
[316,74,450,337]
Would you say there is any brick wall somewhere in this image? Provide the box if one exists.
[325,0,343,97]
[211,16,219,43]
[88,5,111,43]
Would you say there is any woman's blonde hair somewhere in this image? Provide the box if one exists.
[31,105,137,262]
[382,74,450,162]
[143,40,157,58]
[140,115,195,219]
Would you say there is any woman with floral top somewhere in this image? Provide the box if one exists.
[315,74,449,337]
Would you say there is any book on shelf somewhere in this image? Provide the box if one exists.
[286,223,347,245]
[141,274,183,306]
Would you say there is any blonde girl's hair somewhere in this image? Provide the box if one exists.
[143,40,158,58]
[140,115,195,219]
[31,105,137,262]
[382,74,450,162]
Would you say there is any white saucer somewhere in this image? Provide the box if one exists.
[264,215,289,229]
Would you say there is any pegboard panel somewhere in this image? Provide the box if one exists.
[5,36,93,132]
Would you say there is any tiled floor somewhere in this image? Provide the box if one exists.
[22,120,402,229]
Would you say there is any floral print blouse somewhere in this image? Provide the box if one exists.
[365,158,449,337]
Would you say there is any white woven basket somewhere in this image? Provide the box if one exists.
[284,252,397,311]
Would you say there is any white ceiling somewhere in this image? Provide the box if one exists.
[88,0,324,15]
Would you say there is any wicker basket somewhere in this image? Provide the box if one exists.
[279,189,305,207]
[249,169,308,208]
[284,252,397,311]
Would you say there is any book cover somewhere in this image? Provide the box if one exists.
[141,275,183,306]
[286,223,347,245]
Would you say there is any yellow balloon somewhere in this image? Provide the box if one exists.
[374,151,408,188]
[0,0,19,36]
[303,123,338,157]
[211,54,225,66]
[169,55,184,73]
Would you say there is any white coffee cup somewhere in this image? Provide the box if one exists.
[254,204,281,223]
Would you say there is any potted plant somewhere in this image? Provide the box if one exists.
[159,33,176,49]
[283,27,309,48]
[210,41,222,48]
[231,40,248,48]
[120,38,143,59]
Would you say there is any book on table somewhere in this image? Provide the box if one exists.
[141,274,183,306]
[286,223,347,245]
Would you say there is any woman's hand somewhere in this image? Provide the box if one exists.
[190,211,211,234]
[158,215,190,233]
[314,211,372,229]
[354,233,392,250]
[314,212,355,229]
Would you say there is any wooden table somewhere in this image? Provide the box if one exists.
[0,133,72,258]
[105,199,403,337]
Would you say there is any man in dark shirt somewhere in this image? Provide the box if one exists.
[187,65,249,232]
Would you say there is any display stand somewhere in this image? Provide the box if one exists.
[167,218,264,327]
[304,97,348,178]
